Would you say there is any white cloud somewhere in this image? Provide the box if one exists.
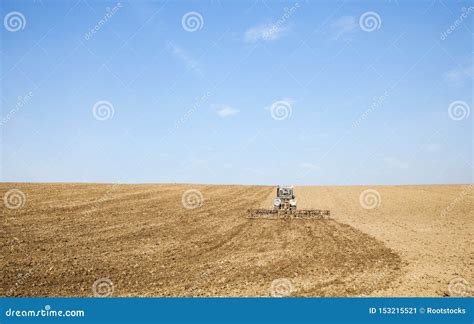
[216,105,240,118]
[330,16,358,39]
[244,23,287,43]
[445,63,473,84]
[166,41,203,76]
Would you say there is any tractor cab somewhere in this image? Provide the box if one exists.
[273,186,297,210]
[277,186,295,199]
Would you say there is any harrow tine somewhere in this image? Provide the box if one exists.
[248,209,330,219]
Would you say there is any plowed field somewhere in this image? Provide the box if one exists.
[1,183,471,297]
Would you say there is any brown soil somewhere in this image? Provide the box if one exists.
[288,185,473,296]
[1,183,404,297]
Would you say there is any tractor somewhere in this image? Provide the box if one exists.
[248,185,330,219]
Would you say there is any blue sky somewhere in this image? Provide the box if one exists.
[0,0,472,185]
